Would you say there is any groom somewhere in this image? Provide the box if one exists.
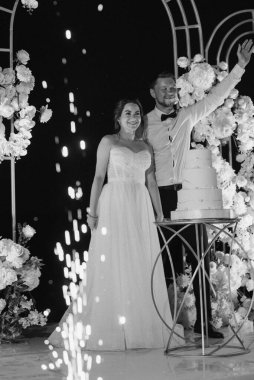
[145,40,254,338]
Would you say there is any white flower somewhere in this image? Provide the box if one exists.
[224,98,234,108]
[21,267,41,291]
[210,261,217,274]
[192,88,205,101]
[229,88,239,99]
[0,264,17,290]
[217,71,228,82]
[236,175,248,188]
[177,56,190,68]
[188,62,215,91]
[184,293,195,308]
[218,61,228,71]
[246,279,254,292]
[22,225,36,238]
[215,251,225,261]
[19,317,31,329]
[19,105,36,120]
[16,50,30,65]
[14,118,35,131]
[16,65,32,83]
[21,0,38,10]
[179,93,194,107]
[3,68,15,85]
[211,316,223,329]
[193,54,203,63]
[40,105,52,123]
[20,297,33,310]
[0,298,6,313]
[0,98,15,118]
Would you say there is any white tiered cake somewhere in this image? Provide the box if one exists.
[171,149,234,220]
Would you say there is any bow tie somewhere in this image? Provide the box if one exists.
[161,111,177,121]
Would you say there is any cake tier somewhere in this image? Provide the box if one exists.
[185,149,212,169]
[171,209,235,220]
[182,168,217,189]
[177,188,223,210]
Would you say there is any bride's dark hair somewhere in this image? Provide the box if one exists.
[113,99,144,139]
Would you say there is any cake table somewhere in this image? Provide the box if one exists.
[152,217,254,357]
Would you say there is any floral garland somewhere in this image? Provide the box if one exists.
[0,49,52,162]
[176,55,254,329]
[0,224,48,341]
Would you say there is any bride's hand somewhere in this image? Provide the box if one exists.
[87,213,98,230]
[156,213,164,223]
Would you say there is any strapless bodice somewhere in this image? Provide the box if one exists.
[107,146,151,185]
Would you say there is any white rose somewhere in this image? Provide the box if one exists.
[3,68,15,85]
[229,88,239,99]
[192,88,205,101]
[22,267,41,291]
[14,118,35,131]
[22,225,36,238]
[18,93,29,108]
[16,65,32,83]
[0,98,15,118]
[179,93,194,107]
[209,261,217,274]
[177,56,190,69]
[16,50,30,65]
[224,98,234,108]
[0,266,17,289]
[218,61,228,71]
[236,175,248,188]
[193,54,203,63]
[21,0,38,9]
[217,71,228,82]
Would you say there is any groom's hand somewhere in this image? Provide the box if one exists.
[237,39,254,68]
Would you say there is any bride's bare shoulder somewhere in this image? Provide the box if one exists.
[99,134,117,147]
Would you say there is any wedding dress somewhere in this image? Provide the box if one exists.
[49,146,183,350]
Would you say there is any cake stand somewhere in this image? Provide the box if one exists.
[152,217,254,357]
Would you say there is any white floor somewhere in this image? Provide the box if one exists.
[1,326,254,380]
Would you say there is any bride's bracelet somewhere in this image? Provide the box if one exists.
[87,212,98,219]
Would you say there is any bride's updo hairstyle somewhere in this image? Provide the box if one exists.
[113,98,145,139]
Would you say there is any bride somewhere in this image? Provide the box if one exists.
[49,99,183,350]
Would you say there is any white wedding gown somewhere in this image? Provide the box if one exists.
[49,146,183,350]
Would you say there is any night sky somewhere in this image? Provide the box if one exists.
[0,0,254,322]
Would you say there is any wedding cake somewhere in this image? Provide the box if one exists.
[171,149,234,220]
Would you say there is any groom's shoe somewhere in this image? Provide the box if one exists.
[194,322,224,339]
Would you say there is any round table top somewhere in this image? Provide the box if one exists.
[156,217,238,226]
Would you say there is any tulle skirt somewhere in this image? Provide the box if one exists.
[49,181,183,350]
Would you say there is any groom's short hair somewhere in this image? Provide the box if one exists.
[149,71,175,89]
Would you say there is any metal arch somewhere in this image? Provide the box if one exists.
[205,9,254,62]
[226,31,254,64]
[0,0,20,242]
[160,0,178,77]
[159,0,204,78]
[216,19,254,65]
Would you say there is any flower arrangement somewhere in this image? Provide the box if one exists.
[176,54,254,329]
[168,265,196,329]
[0,224,48,342]
[0,49,52,162]
[21,0,38,12]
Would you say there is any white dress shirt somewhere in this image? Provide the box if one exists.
[145,64,245,187]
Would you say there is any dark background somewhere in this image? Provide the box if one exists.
[0,0,253,322]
